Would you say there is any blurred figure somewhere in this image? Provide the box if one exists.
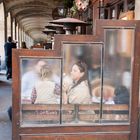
[21,41,27,49]
[7,106,12,121]
[114,85,129,105]
[91,78,115,104]
[65,61,91,104]
[92,84,115,104]
[4,36,17,79]
[31,65,58,104]
[21,60,47,102]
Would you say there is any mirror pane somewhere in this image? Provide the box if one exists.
[62,43,103,124]
[20,58,62,127]
[102,28,134,123]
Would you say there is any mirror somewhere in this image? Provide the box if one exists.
[20,58,62,127]
[62,42,103,124]
[101,28,134,123]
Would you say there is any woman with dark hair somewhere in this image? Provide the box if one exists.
[66,61,91,104]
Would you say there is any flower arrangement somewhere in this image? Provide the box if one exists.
[64,0,90,17]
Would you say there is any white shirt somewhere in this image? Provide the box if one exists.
[21,70,40,100]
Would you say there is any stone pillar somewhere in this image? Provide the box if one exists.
[4,13,7,42]
[15,22,17,40]
[11,16,13,39]
[135,0,140,19]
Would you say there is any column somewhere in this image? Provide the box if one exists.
[4,13,7,42]
[135,0,140,19]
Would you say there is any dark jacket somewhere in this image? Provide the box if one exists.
[114,86,129,105]
[4,42,16,59]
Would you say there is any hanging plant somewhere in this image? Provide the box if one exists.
[71,0,91,17]
[70,3,78,17]
[63,0,90,17]
[74,0,90,12]
[63,0,74,8]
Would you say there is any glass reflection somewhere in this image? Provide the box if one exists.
[62,43,103,124]
[101,28,134,123]
[20,58,61,127]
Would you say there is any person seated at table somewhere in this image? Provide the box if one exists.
[21,41,27,49]
[31,65,58,104]
[64,61,91,104]
[91,79,115,104]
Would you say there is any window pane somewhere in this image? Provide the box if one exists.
[62,43,103,124]
[101,28,134,123]
[20,58,61,127]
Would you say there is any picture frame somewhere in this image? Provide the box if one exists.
[54,35,104,104]
[53,34,131,125]
[12,20,140,140]
[62,42,104,100]
[53,35,104,124]
[12,49,62,126]
[20,57,62,104]
[61,41,104,124]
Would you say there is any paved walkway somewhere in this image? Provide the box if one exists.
[0,73,12,140]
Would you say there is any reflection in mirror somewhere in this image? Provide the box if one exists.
[102,28,134,123]
[20,58,62,127]
[62,43,103,124]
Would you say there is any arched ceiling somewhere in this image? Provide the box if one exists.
[3,0,63,42]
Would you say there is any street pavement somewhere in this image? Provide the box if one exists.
[0,73,12,140]
[0,71,140,140]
